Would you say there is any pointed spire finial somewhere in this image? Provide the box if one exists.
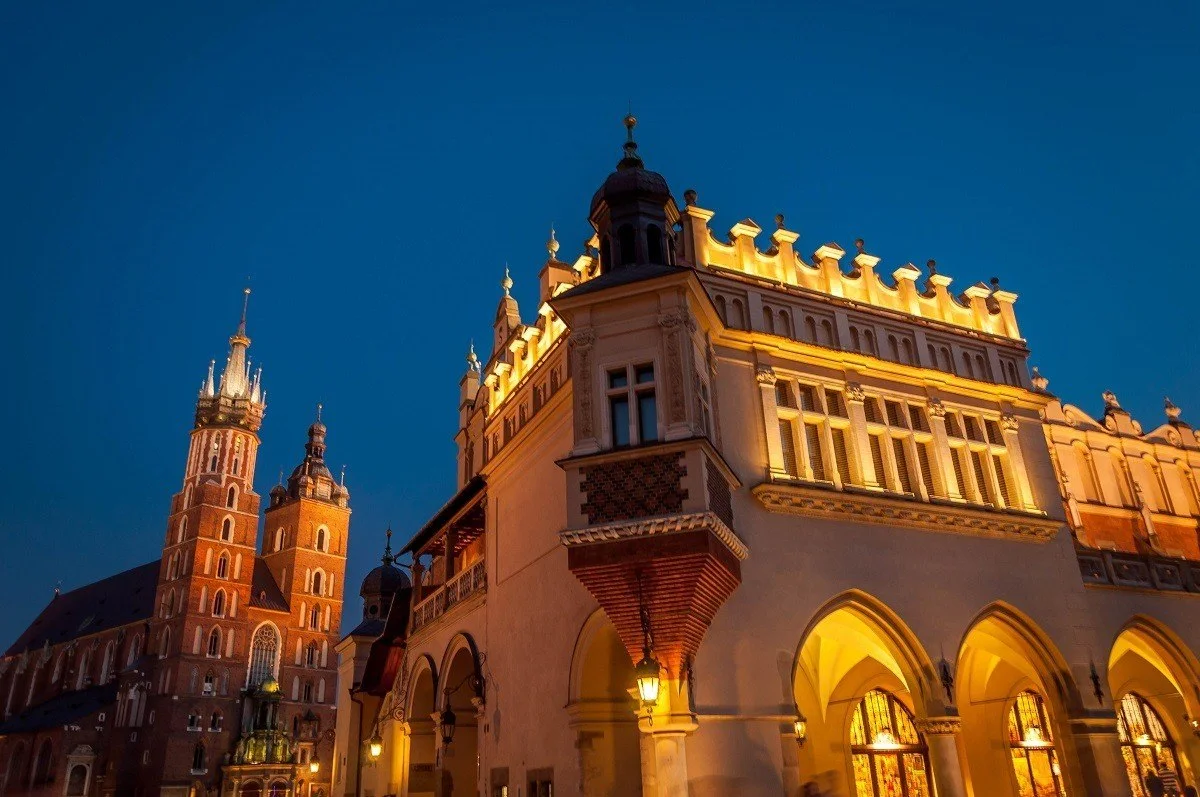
[237,285,251,337]
[53,580,61,599]
[501,265,513,297]
[618,110,643,170]
[467,339,480,372]
[278,467,284,486]
[547,225,560,260]
[316,402,323,423]
[340,464,346,486]
[382,527,395,566]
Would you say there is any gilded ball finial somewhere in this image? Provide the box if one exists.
[501,265,514,297]
[624,112,637,136]
[547,225,560,259]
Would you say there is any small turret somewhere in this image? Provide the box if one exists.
[195,288,266,432]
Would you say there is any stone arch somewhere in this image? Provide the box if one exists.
[1108,615,1200,789]
[955,601,1084,797]
[439,635,482,797]
[401,654,439,794]
[566,609,640,796]
[792,590,940,792]
[437,633,483,699]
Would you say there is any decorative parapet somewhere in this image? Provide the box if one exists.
[411,558,487,634]
[1076,548,1200,594]
[752,482,1061,542]
[678,200,1021,340]
[560,510,749,561]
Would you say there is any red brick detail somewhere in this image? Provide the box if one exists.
[566,529,741,677]
[579,453,688,524]
[705,454,734,528]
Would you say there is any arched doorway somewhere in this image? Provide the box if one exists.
[794,591,939,796]
[956,605,1081,797]
[1109,617,1200,793]
[1117,692,1187,796]
[239,780,262,797]
[439,642,481,796]
[1006,690,1065,797]
[405,658,438,797]
[567,610,641,796]
[848,689,932,797]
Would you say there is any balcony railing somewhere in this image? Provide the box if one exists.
[411,558,487,633]
[1077,548,1200,594]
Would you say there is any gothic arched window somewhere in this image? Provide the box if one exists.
[1117,691,1184,796]
[248,626,280,688]
[212,590,226,617]
[216,554,229,579]
[66,764,87,796]
[226,487,237,509]
[177,517,187,544]
[191,743,206,773]
[1007,690,1065,797]
[848,689,930,797]
[221,518,233,542]
[210,711,223,731]
[312,571,323,596]
[275,528,285,552]
[315,528,326,552]
[207,628,221,658]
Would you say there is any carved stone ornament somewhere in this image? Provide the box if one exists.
[571,328,596,439]
[1000,413,1020,432]
[1102,390,1121,409]
[755,365,778,386]
[846,383,866,403]
[927,398,947,418]
[569,328,596,349]
[914,717,963,735]
[663,316,687,424]
[658,310,688,330]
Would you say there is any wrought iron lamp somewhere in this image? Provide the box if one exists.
[309,753,320,774]
[367,732,383,760]
[633,573,661,718]
[440,697,458,747]
[793,713,808,747]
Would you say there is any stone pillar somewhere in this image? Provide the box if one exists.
[846,383,882,489]
[1068,715,1134,797]
[927,399,964,500]
[914,718,968,797]
[755,366,788,479]
[999,414,1039,511]
[639,726,695,797]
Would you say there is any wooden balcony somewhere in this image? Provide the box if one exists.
[411,558,487,633]
[1077,548,1200,594]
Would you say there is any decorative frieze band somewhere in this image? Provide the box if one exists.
[752,482,1060,543]
[914,717,962,735]
[560,510,750,561]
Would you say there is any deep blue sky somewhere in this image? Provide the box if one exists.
[1,1,1197,649]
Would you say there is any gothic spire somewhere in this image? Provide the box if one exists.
[219,287,255,400]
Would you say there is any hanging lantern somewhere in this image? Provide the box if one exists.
[634,652,661,708]
[367,732,383,760]
[309,753,320,774]
[793,714,808,747]
[441,704,458,747]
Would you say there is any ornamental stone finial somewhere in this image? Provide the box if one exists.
[775,213,785,230]
[547,225,559,260]
[855,238,865,254]
[1031,367,1049,392]
[501,265,513,297]
[1102,390,1121,409]
[1165,397,1182,421]
[684,189,697,206]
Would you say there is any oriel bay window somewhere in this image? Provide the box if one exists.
[607,364,657,447]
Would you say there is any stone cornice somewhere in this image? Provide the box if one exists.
[752,482,1062,543]
[560,511,750,561]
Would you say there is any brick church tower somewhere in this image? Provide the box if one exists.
[103,290,349,797]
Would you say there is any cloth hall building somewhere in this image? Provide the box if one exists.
[335,118,1200,797]
[0,295,353,797]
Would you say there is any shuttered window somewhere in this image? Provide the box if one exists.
[805,423,826,481]
[779,419,799,477]
[869,435,887,488]
[892,439,914,494]
[832,427,852,484]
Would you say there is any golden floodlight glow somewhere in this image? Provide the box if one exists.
[870,727,900,750]
[1021,726,1053,748]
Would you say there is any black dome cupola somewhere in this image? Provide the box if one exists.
[589,114,680,274]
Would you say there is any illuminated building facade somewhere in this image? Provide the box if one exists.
[0,295,351,797]
[337,117,1200,797]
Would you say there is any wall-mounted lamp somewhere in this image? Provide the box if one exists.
[793,713,808,747]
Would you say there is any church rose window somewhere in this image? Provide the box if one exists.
[849,689,931,797]
[248,626,279,687]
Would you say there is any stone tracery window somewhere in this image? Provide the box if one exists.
[248,626,279,688]
[848,689,930,797]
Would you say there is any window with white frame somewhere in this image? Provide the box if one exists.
[773,380,853,485]
[607,364,658,448]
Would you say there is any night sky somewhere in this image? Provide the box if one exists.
[1,1,1196,649]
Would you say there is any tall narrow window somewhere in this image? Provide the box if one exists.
[226,487,236,509]
[646,224,663,263]
[216,554,229,579]
[1007,691,1065,797]
[248,626,280,688]
[312,571,323,596]
[804,423,827,481]
[207,629,221,658]
[1117,692,1184,796]
[212,590,226,617]
[779,419,799,477]
[606,365,657,447]
[192,744,206,773]
[221,518,233,542]
[618,224,636,266]
[892,439,913,494]
[315,528,326,552]
[832,427,852,485]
